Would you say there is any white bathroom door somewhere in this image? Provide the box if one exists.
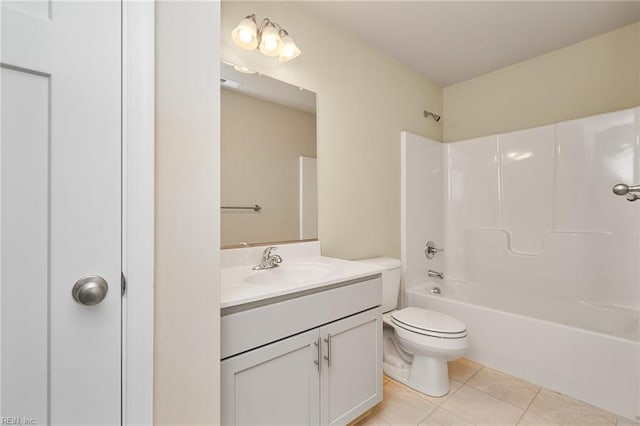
[1,1,122,424]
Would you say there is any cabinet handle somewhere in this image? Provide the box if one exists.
[314,337,321,372]
[323,334,332,367]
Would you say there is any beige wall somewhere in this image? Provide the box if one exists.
[221,5,638,257]
[443,22,640,142]
[221,88,316,246]
[221,1,442,260]
[155,2,220,424]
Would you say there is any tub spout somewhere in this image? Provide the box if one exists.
[428,270,444,279]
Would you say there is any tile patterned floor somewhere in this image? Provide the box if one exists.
[354,359,638,426]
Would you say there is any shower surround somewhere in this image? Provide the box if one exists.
[400,107,640,419]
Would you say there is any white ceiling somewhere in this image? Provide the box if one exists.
[300,1,640,87]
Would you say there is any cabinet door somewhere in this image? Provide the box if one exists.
[221,329,321,425]
[320,308,383,425]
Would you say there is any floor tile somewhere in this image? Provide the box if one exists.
[526,389,616,425]
[355,413,391,426]
[467,367,540,409]
[441,385,524,425]
[517,411,559,426]
[386,377,463,406]
[420,407,473,426]
[448,358,482,383]
[373,380,438,425]
[418,379,463,406]
[383,375,390,384]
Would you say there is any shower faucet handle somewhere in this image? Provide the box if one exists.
[425,241,444,259]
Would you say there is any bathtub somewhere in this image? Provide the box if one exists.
[406,279,640,420]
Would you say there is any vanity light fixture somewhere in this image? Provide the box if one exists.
[222,59,257,74]
[233,65,256,74]
[231,14,301,62]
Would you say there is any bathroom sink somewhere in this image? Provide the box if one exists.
[243,263,336,285]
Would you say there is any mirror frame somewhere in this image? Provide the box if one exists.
[220,61,318,250]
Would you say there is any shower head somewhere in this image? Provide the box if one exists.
[424,110,441,122]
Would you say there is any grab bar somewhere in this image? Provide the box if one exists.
[221,204,262,212]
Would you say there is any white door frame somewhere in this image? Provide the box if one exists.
[122,1,154,424]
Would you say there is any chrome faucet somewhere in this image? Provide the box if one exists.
[425,241,444,259]
[427,270,444,280]
[252,246,283,270]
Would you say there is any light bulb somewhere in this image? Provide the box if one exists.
[231,15,258,50]
[278,33,300,62]
[259,22,281,57]
[238,28,253,44]
[264,38,278,51]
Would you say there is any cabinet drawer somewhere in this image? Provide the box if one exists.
[221,275,381,359]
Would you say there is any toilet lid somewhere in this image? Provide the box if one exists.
[391,307,466,335]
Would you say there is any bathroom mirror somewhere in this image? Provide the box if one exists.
[220,61,317,249]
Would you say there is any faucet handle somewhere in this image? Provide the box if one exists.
[263,246,277,258]
[425,241,444,259]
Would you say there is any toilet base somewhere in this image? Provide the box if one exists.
[383,358,410,383]
[382,356,451,398]
[382,318,464,398]
[408,355,450,397]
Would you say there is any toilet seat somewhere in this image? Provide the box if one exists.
[390,307,467,339]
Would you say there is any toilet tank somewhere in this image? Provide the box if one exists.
[356,257,401,313]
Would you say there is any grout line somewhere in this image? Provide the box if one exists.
[462,365,483,383]
[416,407,436,426]
[515,387,542,425]
[438,406,474,426]
[462,377,540,414]
[463,384,526,409]
[441,379,464,403]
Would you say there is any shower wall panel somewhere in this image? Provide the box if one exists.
[445,107,640,310]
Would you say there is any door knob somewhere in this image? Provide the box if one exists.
[72,276,109,306]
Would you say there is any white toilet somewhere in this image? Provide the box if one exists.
[358,257,469,397]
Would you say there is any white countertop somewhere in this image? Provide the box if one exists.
[220,255,385,308]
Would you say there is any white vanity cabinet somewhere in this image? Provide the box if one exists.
[221,329,321,425]
[221,275,383,426]
[319,309,381,425]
